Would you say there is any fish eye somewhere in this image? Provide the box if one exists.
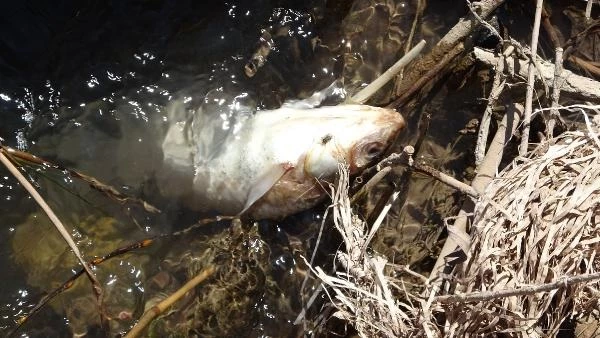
[364,142,384,160]
[321,134,332,145]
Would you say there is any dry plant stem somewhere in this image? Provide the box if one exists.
[2,146,160,213]
[436,271,600,304]
[351,40,426,104]
[519,0,545,156]
[475,53,506,166]
[9,238,156,336]
[413,161,478,198]
[474,48,600,100]
[358,150,478,199]
[428,103,523,286]
[547,47,563,137]
[393,0,506,101]
[586,0,594,20]
[404,0,424,56]
[389,42,465,107]
[0,151,105,319]
[124,265,216,338]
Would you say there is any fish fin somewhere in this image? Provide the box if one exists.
[240,163,294,215]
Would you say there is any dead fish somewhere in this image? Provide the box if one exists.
[161,95,404,219]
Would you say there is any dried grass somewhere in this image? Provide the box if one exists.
[445,112,600,336]
[311,108,600,337]
[307,164,419,337]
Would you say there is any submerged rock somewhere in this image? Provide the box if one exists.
[11,213,148,336]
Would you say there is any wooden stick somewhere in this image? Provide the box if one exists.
[428,103,523,290]
[519,0,545,155]
[546,47,564,137]
[475,51,506,165]
[436,271,600,304]
[0,149,105,320]
[124,266,216,338]
[351,40,426,104]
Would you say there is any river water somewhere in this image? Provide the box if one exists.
[0,0,588,337]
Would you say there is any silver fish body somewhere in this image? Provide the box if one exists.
[161,103,404,219]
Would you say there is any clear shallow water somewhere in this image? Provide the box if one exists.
[0,0,384,336]
[0,1,338,336]
[0,0,515,336]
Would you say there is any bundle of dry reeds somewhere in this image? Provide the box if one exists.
[309,164,419,337]
[444,118,600,336]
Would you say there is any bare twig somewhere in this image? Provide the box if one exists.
[436,271,600,304]
[428,103,523,287]
[473,47,600,100]
[475,52,506,165]
[0,149,105,324]
[586,0,595,20]
[356,148,478,199]
[546,47,564,137]
[3,146,160,213]
[351,40,426,104]
[467,0,501,39]
[519,0,545,155]
[124,265,216,338]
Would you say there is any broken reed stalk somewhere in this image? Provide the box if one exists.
[519,0,545,155]
[2,146,160,213]
[547,47,564,137]
[124,265,216,338]
[585,0,594,20]
[391,0,506,106]
[0,149,105,320]
[427,103,522,290]
[351,39,426,104]
[437,271,600,304]
[475,50,506,166]
[473,47,600,100]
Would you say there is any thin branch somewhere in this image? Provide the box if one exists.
[3,146,160,213]
[546,47,564,137]
[124,265,216,338]
[519,0,545,155]
[475,51,506,166]
[351,40,426,104]
[436,271,600,304]
[0,149,105,322]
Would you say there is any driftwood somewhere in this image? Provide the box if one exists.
[473,47,600,100]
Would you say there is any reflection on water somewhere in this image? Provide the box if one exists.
[0,1,349,336]
[0,0,456,336]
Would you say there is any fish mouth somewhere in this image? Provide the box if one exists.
[348,108,406,173]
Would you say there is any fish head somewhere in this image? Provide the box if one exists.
[303,105,405,178]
